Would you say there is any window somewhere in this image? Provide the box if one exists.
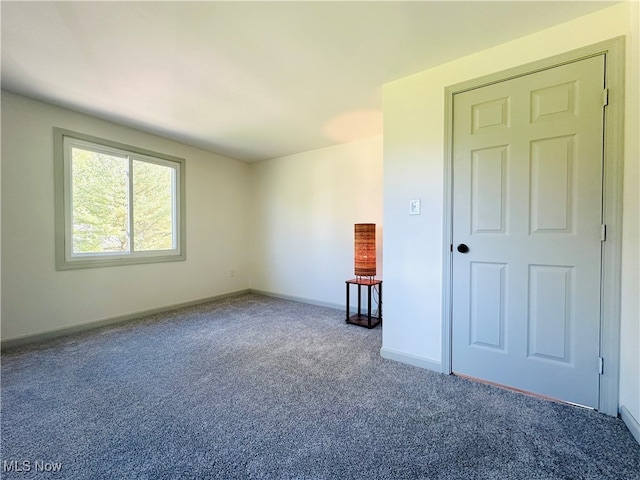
[54,128,186,269]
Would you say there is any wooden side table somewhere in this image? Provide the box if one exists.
[345,278,382,329]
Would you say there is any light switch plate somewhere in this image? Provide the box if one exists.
[410,199,421,215]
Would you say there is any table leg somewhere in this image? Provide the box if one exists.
[367,284,372,327]
[379,282,382,322]
[345,282,349,322]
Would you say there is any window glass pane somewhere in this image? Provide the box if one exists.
[132,160,176,251]
[71,147,130,254]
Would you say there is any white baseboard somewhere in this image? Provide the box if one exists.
[620,405,640,446]
[2,289,352,350]
[250,289,345,313]
[1,289,251,350]
[380,347,442,373]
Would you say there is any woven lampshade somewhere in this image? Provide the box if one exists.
[354,223,376,278]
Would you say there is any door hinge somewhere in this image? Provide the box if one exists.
[602,88,609,107]
[601,224,607,242]
[598,357,604,375]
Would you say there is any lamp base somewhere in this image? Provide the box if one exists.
[355,275,376,283]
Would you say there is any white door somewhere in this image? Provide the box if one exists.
[451,55,606,408]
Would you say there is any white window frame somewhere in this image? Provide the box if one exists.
[54,128,186,270]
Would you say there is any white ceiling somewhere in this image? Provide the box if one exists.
[1,1,618,162]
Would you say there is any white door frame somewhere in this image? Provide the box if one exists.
[442,37,625,417]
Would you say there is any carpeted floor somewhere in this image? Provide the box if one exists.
[1,293,639,479]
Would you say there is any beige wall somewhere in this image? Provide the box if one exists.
[619,0,640,435]
[250,136,383,308]
[1,101,383,340]
[383,2,638,422]
[1,92,252,341]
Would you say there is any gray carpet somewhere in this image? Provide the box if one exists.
[1,293,639,479]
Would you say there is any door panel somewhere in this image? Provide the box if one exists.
[469,262,506,350]
[452,55,605,408]
[527,265,572,362]
[471,146,508,234]
[530,135,575,233]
